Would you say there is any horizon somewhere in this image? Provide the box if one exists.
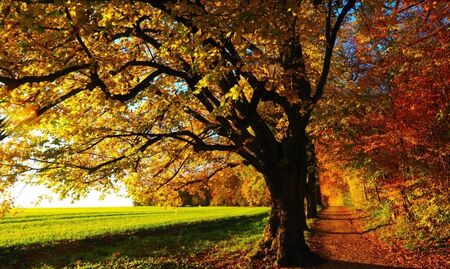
[11,181,134,208]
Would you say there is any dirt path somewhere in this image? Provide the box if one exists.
[307,206,401,268]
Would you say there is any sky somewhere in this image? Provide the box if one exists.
[11,182,134,208]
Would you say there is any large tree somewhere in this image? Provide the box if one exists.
[0,0,357,266]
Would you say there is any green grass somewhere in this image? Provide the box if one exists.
[0,207,269,269]
[0,206,268,248]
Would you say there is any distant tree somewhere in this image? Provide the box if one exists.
[131,165,270,207]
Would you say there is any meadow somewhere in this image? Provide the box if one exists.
[0,206,269,268]
[0,206,268,248]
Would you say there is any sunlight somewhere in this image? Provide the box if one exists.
[11,182,133,208]
[7,104,37,125]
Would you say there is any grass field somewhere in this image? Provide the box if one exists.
[0,206,269,268]
[0,206,268,248]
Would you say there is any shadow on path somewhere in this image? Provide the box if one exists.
[313,260,398,268]
[307,206,403,268]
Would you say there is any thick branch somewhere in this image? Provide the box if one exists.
[91,69,163,102]
[0,117,7,141]
[0,64,90,90]
[313,0,356,103]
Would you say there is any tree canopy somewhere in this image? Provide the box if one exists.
[0,0,352,193]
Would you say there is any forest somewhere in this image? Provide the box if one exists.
[0,0,448,268]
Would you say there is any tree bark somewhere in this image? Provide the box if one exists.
[401,189,414,221]
[306,136,318,219]
[316,184,323,207]
[363,182,368,201]
[375,182,381,204]
[254,131,322,266]
[256,172,316,266]
[306,180,318,219]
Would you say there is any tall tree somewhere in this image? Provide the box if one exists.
[305,135,319,219]
[0,0,357,265]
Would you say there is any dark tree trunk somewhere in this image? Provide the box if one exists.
[316,184,323,207]
[306,136,318,219]
[256,170,315,266]
[255,129,321,267]
[375,182,381,204]
[401,189,414,221]
[306,178,318,219]
[363,182,368,201]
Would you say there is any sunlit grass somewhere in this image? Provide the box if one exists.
[2,211,269,268]
[0,206,269,248]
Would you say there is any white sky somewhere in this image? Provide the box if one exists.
[11,182,134,208]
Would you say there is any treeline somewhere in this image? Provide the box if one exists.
[130,165,271,207]
[311,2,449,251]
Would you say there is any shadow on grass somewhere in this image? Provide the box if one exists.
[0,211,401,269]
[0,213,268,269]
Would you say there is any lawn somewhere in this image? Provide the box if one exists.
[0,206,269,268]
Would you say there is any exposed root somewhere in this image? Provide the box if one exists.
[253,232,325,267]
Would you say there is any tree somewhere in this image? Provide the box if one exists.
[0,0,357,266]
[310,0,449,250]
[129,163,270,207]
[305,135,320,219]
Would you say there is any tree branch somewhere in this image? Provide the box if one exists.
[156,154,191,190]
[90,69,163,102]
[0,117,8,141]
[0,64,90,90]
[37,84,94,116]
[313,0,356,103]
[174,162,241,190]
[111,60,188,79]
[64,7,93,59]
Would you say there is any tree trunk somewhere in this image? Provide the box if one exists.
[316,184,323,207]
[374,181,381,204]
[306,177,318,218]
[306,136,318,218]
[254,132,322,266]
[363,182,368,201]
[401,189,414,221]
[306,169,318,219]
[256,172,318,266]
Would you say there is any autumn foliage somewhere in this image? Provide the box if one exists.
[0,0,448,266]
[311,0,449,251]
